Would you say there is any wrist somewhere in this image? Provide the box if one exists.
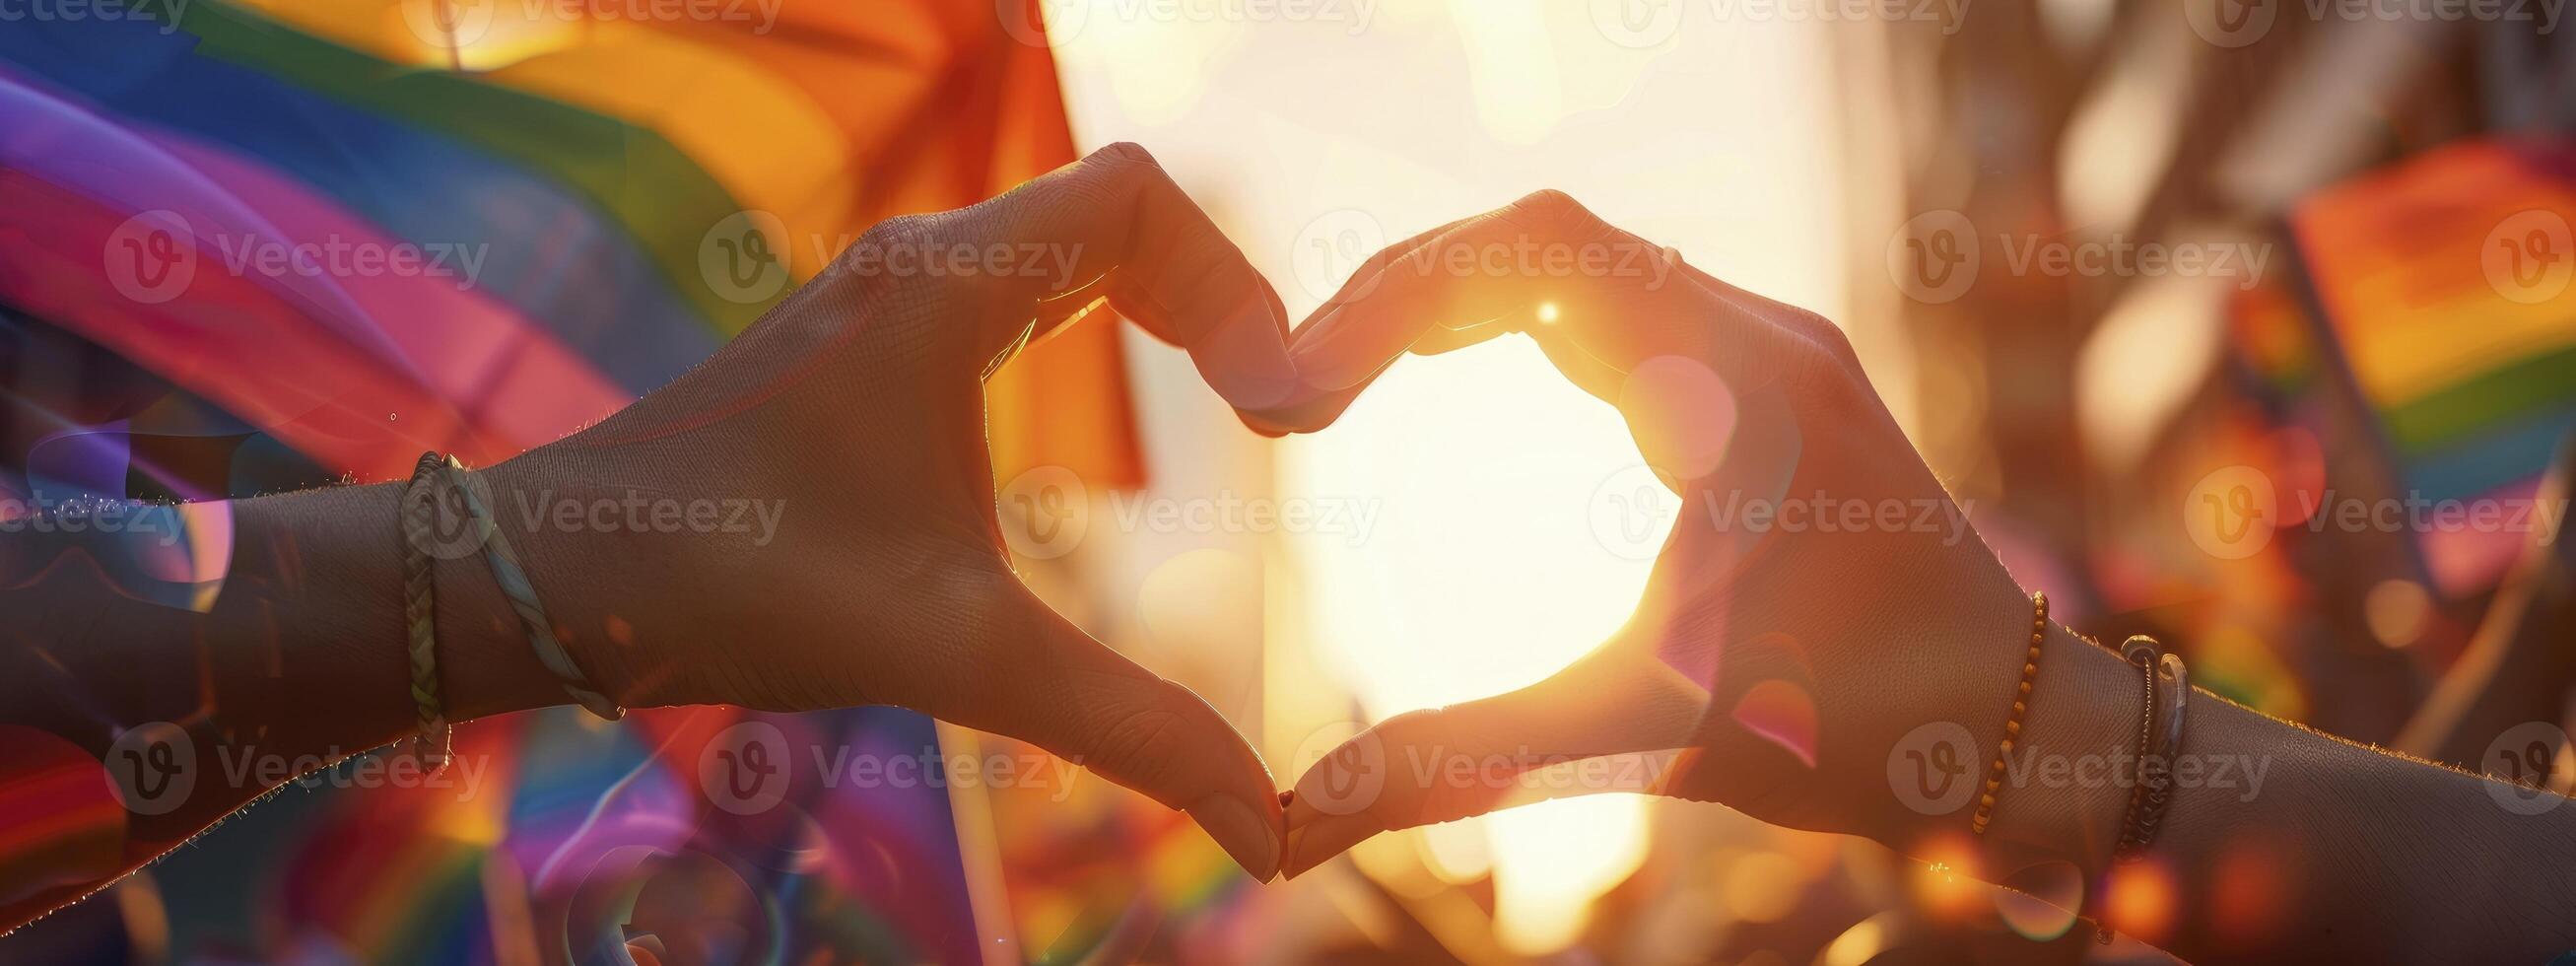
[1867,573,2141,887]
[1975,626,2140,882]
[428,457,576,721]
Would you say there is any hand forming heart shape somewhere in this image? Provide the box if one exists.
[463,143,2077,888]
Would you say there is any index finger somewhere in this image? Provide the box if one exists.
[1276,191,1715,398]
[951,143,1316,426]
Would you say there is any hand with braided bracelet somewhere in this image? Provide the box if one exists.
[0,144,1330,932]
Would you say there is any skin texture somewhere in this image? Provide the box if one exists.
[3,155,2571,958]
[1268,190,2576,961]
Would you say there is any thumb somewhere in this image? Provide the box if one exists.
[956,591,1284,880]
[1279,648,1705,878]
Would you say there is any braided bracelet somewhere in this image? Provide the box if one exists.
[433,455,626,722]
[1972,590,2050,836]
[400,452,451,772]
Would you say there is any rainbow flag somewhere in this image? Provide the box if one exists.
[2266,138,2576,596]
[0,1,1150,959]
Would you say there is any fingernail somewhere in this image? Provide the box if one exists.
[1187,793,1282,882]
[1290,306,1350,355]
[1280,812,1382,879]
[1279,824,1312,879]
[1282,317,1390,393]
[1196,300,1299,412]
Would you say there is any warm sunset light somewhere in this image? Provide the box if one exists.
[5,0,2569,962]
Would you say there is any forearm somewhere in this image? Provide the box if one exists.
[2149,681,2576,961]
[1983,627,2576,961]
[0,473,556,931]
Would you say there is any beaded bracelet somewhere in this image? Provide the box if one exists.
[1972,590,2050,836]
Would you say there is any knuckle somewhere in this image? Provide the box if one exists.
[1507,188,1608,237]
[1787,309,1860,367]
[1794,346,1873,418]
[851,212,942,262]
[1087,693,1197,789]
[1090,140,1161,170]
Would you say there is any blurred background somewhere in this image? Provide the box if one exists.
[2,0,2573,962]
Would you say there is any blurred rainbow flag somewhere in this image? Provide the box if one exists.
[2243,138,2576,598]
[0,1,1161,960]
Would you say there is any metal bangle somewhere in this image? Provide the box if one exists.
[2097,635,2189,942]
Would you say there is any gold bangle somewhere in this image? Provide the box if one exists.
[1971,590,2048,835]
